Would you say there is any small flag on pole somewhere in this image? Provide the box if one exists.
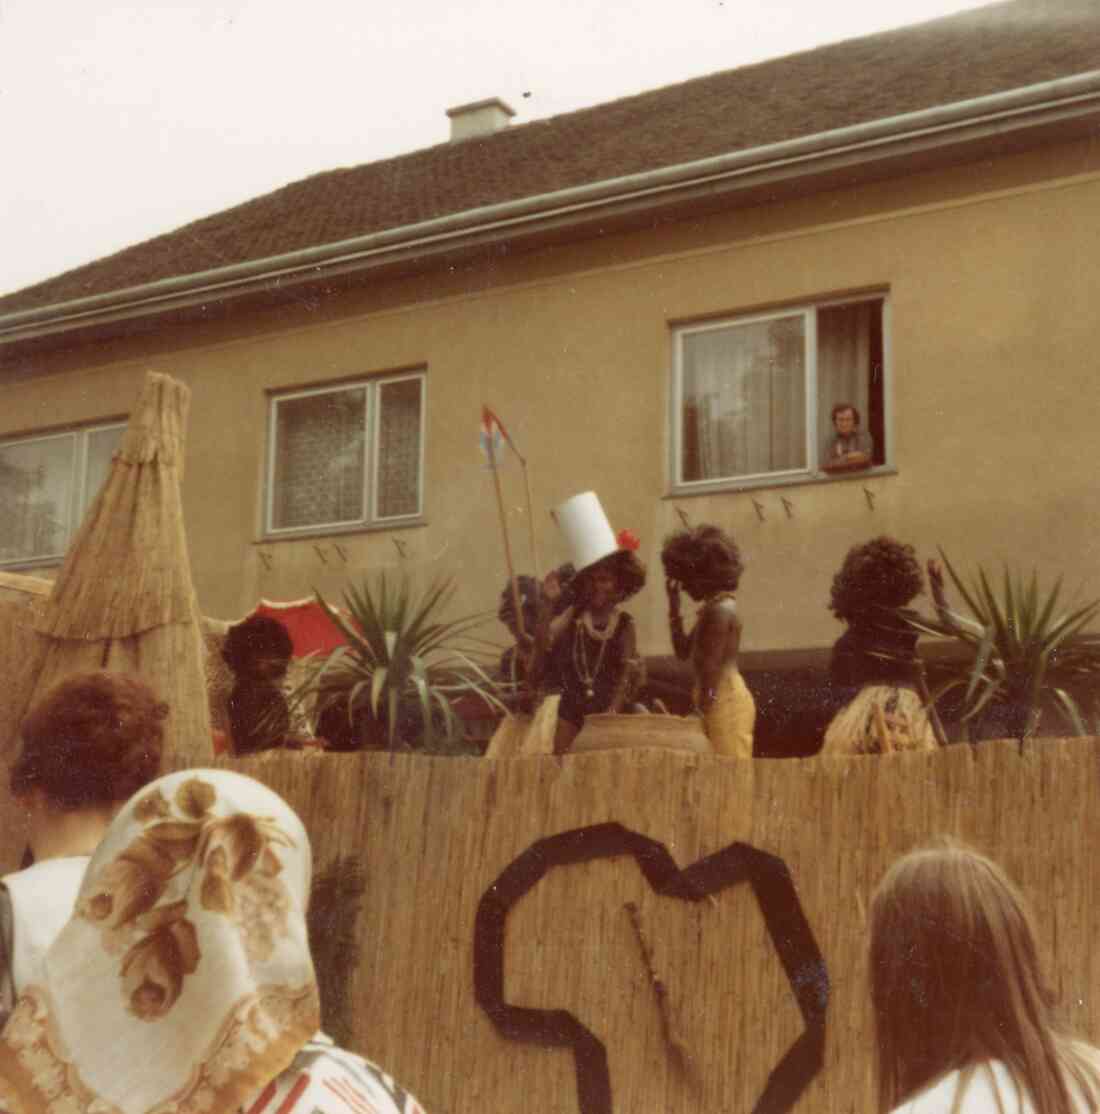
[480,406,509,468]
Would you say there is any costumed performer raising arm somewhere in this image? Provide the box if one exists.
[662,525,755,758]
[529,493,645,755]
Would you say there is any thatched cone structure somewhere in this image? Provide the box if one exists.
[23,371,211,765]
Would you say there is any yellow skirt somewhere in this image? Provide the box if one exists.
[694,668,755,758]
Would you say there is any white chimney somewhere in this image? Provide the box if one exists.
[446,98,515,142]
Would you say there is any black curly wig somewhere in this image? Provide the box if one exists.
[829,536,924,623]
[661,525,744,594]
[222,615,294,674]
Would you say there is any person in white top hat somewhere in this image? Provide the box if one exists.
[531,492,646,754]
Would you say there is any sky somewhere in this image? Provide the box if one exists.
[0,0,994,298]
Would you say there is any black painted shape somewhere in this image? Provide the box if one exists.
[474,823,828,1114]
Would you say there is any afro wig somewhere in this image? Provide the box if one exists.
[661,525,744,594]
[829,536,924,622]
[222,615,294,675]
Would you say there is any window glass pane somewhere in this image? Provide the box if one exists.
[83,425,125,515]
[376,378,422,519]
[680,315,805,482]
[817,301,880,467]
[0,435,75,563]
[272,388,367,530]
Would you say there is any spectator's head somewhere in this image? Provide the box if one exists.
[12,671,168,812]
[869,840,1079,1113]
[831,403,860,434]
[661,525,744,600]
[829,536,923,622]
[222,615,294,682]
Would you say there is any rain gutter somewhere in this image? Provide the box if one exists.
[3,69,1100,344]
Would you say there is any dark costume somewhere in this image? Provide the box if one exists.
[550,608,637,728]
[823,609,935,755]
[829,609,922,689]
[222,615,296,755]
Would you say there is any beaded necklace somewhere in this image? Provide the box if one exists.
[572,608,621,700]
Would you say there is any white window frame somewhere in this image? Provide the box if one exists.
[669,292,889,493]
[265,371,426,538]
[0,420,126,568]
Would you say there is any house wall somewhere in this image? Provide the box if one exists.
[3,136,1099,660]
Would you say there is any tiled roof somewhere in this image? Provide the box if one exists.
[2,0,1098,316]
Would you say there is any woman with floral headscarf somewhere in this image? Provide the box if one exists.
[0,768,427,1114]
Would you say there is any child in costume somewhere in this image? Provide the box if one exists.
[662,524,755,757]
[222,614,309,754]
[531,493,645,755]
[820,536,937,755]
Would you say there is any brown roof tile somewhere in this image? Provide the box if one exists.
[3,0,1098,315]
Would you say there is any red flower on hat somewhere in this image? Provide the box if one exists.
[617,529,641,552]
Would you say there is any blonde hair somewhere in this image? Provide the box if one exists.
[869,840,1100,1114]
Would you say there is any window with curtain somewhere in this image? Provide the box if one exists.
[674,296,885,488]
[0,421,125,566]
[267,372,424,534]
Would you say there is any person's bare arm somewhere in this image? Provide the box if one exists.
[609,616,637,713]
[694,601,740,713]
[666,578,693,660]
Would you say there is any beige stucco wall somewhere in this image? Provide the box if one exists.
[3,137,1099,659]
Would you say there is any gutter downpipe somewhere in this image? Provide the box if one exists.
[3,69,1100,341]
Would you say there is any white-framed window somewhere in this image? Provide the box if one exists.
[0,421,126,566]
[671,294,887,490]
[266,372,425,535]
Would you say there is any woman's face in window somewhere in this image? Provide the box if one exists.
[834,408,857,435]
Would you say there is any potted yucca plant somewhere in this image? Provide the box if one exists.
[909,551,1100,740]
[290,573,506,752]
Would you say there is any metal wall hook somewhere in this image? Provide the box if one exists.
[334,544,349,563]
[675,507,691,528]
[258,550,273,571]
[313,544,329,564]
[781,496,794,519]
[392,538,408,559]
[752,498,766,522]
[863,487,876,511]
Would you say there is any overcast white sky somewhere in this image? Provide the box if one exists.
[0,0,993,298]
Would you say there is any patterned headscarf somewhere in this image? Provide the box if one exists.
[0,769,320,1114]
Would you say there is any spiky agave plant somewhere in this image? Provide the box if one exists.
[909,550,1100,740]
[291,573,507,751]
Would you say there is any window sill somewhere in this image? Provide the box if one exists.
[666,464,897,499]
[0,557,64,574]
[256,518,428,545]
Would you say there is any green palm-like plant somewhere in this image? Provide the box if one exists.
[908,550,1100,740]
[291,573,507,752]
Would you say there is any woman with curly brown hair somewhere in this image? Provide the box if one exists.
[870,841,1100,1113]
[821,536,936,755]
[662,524,755,757]
[2,671,167,1012]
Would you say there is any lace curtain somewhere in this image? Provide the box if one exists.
[680,301,874,483]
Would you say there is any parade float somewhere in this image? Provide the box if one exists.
[1,372,1099,1114]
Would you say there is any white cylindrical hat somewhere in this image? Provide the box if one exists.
[552,491,618,572]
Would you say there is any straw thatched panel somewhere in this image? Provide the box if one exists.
[135,739,1100,1114]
